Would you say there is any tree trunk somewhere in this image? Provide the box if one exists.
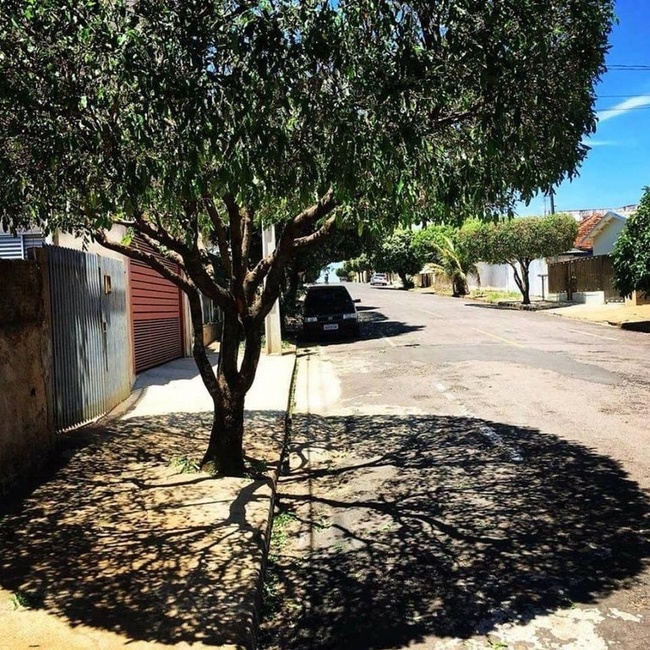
[510,261,531,305]
[398,271,410,289]
[185,295,249,477]
[280,260,299,336]
[520,259,531,305]
[200,308,246,475]
[452,272,468,296]
[201,389,246,476]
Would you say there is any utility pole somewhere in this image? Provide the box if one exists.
[549,188,556,215]
[262,225,282,355]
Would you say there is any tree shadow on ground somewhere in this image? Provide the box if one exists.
[297,309,424,347]
[358,309,424,341]
[262,412,650,649]
[0,409,286,647]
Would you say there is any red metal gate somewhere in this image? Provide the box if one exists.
[129,254,183,373]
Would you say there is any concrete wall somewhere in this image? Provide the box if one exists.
[592,219,626,256]
[573,291,606,305]
[0,259,53,489]
[625,291,650,306]
[469,259,549,297]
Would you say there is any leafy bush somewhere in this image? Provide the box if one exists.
[613,188,650,297]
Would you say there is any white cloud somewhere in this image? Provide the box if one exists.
[597,94,650,123]
[584,139,618,147]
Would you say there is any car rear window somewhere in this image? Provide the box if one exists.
[304,287,354,315]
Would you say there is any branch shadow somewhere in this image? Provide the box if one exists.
[262,412,650,649]
[297,309,424,346]
[0,409,286,647]
[358,309,425,342]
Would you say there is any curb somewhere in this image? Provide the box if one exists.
[251,348,298,649]
[619,320,650,332]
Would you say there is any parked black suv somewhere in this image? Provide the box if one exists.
[301,284,360,339]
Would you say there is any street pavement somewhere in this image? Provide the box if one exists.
[262,283,650,649]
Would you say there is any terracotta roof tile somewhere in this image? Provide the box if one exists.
[575,213,605,250]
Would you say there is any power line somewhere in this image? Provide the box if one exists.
[607,64,650,70]
[609,65,650,68]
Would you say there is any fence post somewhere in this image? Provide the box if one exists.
[34,247,55,435]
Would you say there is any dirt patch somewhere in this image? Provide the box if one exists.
[0,409,287,649]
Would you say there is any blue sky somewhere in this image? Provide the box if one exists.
[518,0,650,216]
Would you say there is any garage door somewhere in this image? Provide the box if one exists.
[129,257,183,373]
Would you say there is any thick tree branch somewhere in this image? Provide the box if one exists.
[134,229,186,267]
[292,188,336,230]
[248,192,338,325]
[203,196,233,278]
[94,231,194,294]
[127,216,233,311]
[292,215,337,250]
[186,200,201,251]
[187,289,221,400]
[224,193,243,278]
[132,212,192,259]
[241,207,253,266]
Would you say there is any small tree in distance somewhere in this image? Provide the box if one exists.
[461,214,578,304]
[430,235,480,297]
[374,230,427,289]
[612,188,650,298]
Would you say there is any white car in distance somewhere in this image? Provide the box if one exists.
[370,273,388,286]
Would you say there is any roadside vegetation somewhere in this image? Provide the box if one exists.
[341,214,577,305]
[460,214,578,305]
[613,187,650,299]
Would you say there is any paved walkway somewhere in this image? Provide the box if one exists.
[547,301,650,328]
[0,349,295,650]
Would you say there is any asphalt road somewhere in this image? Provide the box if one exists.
[343,283,650,488]
[261,283,650,650]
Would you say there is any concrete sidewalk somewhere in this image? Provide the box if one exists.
[546,301,650,329]
[0,349,296,650]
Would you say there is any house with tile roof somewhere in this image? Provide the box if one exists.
[575,211,630,256]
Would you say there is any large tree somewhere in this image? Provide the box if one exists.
[0,0,613,475]
[612,187,650,298]
[460,214,578,304]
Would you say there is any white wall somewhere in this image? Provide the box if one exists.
[469,258,549,297]
[592,219,626,256]
[55,225,129,262]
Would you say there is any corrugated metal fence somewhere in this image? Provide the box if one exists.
[43,246,131,431]
[0,232,45,259]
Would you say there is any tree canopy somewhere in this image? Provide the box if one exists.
[461,214,578,304]
[0,0,614,474]
[2,0,614,231]
[612,188,650,298]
